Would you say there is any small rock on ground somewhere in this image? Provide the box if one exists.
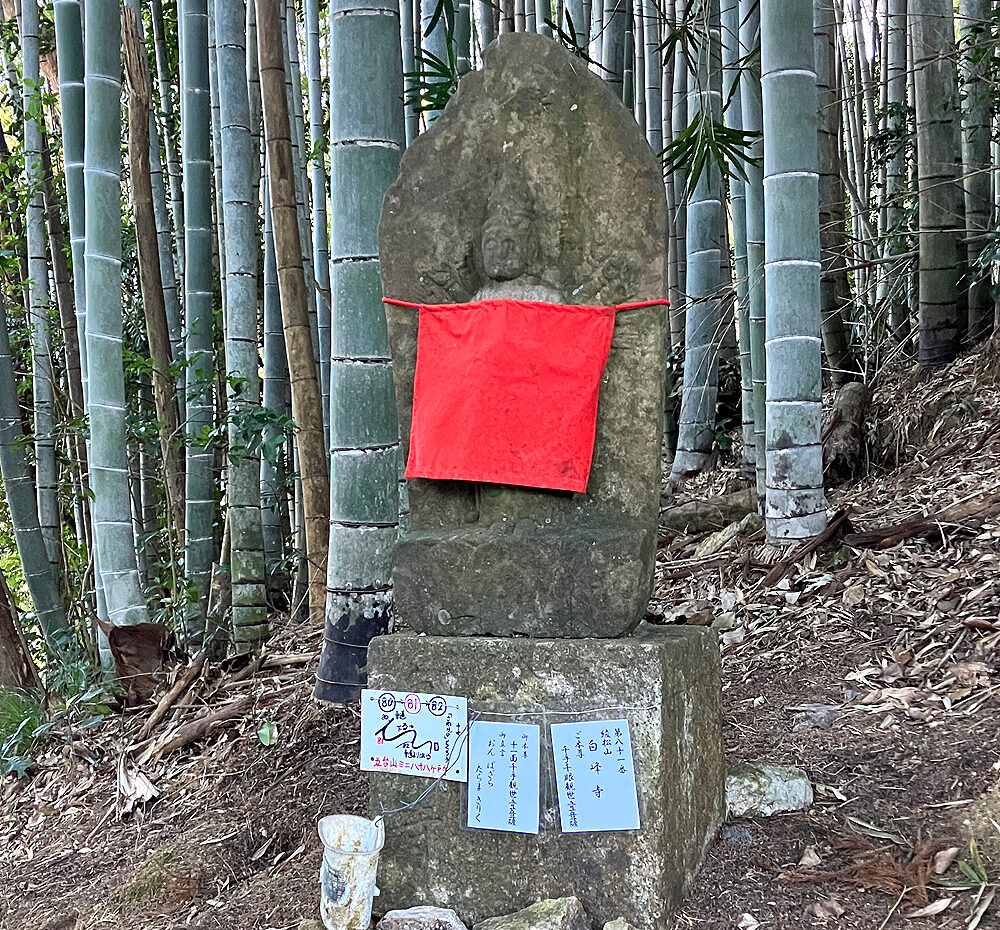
[726,762,813,817]
[472,898,590,930]
[603,920,638,930]
[377,907,469,930]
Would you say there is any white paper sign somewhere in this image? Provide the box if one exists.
[550,718,640,832]
[360,689,468,782]
[467,721,541,834]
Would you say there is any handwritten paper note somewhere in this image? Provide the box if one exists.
[467,721,540,834]
[360,689,468,782]
[550,718,640,833]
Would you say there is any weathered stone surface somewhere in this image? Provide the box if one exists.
[379,33,668,638]
[377,906,468,930]
[726,763,814,818]
[392,522,657,637]
[367,627,724,930]
[602,920,638,930]
[472,898,589,930]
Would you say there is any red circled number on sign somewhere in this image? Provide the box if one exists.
[403,693,422,715]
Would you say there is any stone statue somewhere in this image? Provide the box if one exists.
[380,32,668,638]
[370,38,723,929]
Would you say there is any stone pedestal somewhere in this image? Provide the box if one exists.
[367,627,724,930]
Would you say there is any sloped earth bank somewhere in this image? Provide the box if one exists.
[4,343,1000,930]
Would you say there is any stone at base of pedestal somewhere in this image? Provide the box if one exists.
[366,626,724,930]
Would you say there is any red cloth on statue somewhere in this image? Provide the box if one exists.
[385,297,667,494]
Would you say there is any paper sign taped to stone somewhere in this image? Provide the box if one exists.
[551,718,640,832]
[467,721,540,834]
[360,689,468,782]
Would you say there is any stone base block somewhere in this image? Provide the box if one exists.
[391,520,656,638]
[367,627,723,930]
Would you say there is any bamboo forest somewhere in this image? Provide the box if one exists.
[4,0,1000,927]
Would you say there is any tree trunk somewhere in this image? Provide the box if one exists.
[123,6,186,542]
[0,569,40,692]
[257,0,330,626]
[260,174,292,600]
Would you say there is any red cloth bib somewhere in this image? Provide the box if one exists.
[386,298,666,494]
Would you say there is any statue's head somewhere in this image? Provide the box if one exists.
[481,172,539,283]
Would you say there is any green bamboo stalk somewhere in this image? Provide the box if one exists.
[670,0,723,482]
[314,0,403,703]
[565,0,584,44]
[52,0,87,403]
[630,1,642,123]
[247,0,263,233]
[41,143,84,419]
[881,0,910,343]
[208,0,227,318]
[182,0,218,636]
[421,0,451,118]
[761,0,825,542]
[642,0,661,150]
[534,0,550,36]
[84,0,150,625]
[589,0,602,63]
[738,0,764,503]
[150,0,187,294]
[477,0,496,46]
[305,0,332,444]
[601,0,626,99]
[911,0,962,367]
[721,0,753,476]
[813,0,858,385]
[669,26,688,349]
[958,0,992,341]
[22,0,60,570]
[215,0,268,650]
[0,303,69,646]
[400,0,419,144]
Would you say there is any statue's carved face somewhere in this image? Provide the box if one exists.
[481,177,539,283]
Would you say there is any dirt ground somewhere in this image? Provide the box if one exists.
[4,346,1000,930]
